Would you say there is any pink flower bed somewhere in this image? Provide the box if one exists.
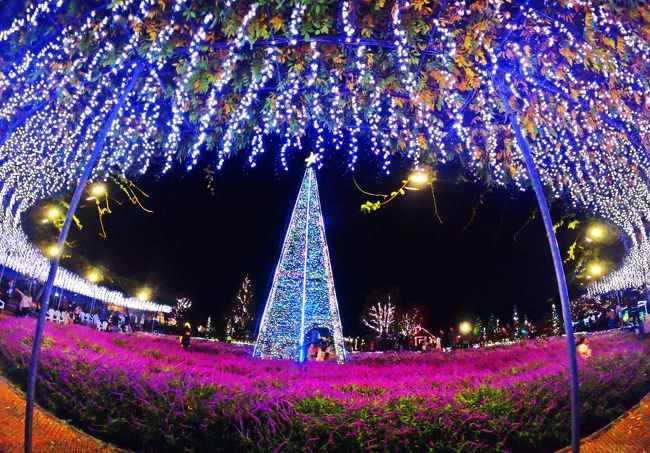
[0,316,647,452]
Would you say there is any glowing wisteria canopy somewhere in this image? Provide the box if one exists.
[0,0,648,296]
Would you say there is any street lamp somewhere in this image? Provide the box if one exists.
[406,166,433,190]
[45,245,61,258]
[86,270,102,313]
[459,321,472,335]
[137,287,151,301]
[136,287,154,331]
[586,224,605,242]
[46,206,61,220]
[587,262,604,278]
[86,270,102,283]
[89,183,107,198]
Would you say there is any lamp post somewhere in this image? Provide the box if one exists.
[89,183,106,198]
[137,288,153,331]
[86,269,102,313]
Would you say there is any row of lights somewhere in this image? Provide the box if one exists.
[40,182,152,302]
[585,224,608,279]
[405,165,611,282]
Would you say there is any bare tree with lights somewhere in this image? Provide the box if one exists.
[570,295,610,326]
[398,308,421,337]
[173,297,192,321]
[363,301,396,337]
[175,297,192,314]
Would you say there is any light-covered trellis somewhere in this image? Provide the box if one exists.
[1,0,648,451]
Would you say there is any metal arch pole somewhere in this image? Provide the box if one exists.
[497,85,581,453]
[23,62,144,453]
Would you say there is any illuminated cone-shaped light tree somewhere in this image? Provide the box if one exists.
[254,157,345,363]
[473,317,485,342]
[225,274,255,340]
[551,302,562,336]
[512,306,521,339]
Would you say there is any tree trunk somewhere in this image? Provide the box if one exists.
[497,85,581,453]
[24,62,144,453]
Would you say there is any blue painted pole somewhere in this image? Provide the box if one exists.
[497,84,580,453]
[24,62,144,453]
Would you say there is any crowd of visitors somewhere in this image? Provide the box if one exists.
[45,304,154,333]
[0,274,160,334]
[572,293,648,333]
[303,324,338,362]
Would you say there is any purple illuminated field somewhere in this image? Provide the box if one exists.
[0,317,647,452]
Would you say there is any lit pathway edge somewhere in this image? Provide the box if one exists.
[0,374,124,452]
[557,392,650,453]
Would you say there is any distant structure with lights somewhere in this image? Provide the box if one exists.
[254,156,345,363]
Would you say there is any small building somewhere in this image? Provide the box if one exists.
[412,326,437,348]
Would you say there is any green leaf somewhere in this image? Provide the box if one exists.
[360,201,381,213]
[567,220,580,230]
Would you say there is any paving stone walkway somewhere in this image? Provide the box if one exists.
[0,376,121,452]
[559,392,650,453]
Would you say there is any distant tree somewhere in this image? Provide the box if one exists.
[225,274,255,340]
[172,297,192,325]
[512,306,522,339]
[486,314,497,338]
[398,308,421,336]
[551,303,562,335]
[363,301,396,336]
[473,317,485,341]
[206,316,217,338]
[523,314,535,337]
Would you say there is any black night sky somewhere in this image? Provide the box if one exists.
[28,149,585,335]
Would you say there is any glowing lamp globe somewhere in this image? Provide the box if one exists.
[46,207,61,220]
[137,288,151,301]
[587,225,605,241]
[46,245,61,258]
[588,263,604,278]
[406,166,433,190]
[90,183,107,197]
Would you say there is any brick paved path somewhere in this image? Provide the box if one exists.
[559,393,650,453]
[0,376,122,452]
